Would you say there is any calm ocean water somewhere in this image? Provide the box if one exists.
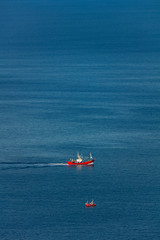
[0,0,160,239]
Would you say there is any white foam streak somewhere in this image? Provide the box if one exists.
[0,162,67,170]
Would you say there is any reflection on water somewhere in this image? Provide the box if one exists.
[67,165,94,171]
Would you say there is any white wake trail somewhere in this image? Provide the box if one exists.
[0,162,67,170]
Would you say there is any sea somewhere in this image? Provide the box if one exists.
[0,0,160,239]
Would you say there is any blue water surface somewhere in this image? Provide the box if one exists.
[0,0,160,239]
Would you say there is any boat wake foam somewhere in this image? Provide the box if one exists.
[0,162,67,170]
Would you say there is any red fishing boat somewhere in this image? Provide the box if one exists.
[85,200,96,207]
[67,153,95,166]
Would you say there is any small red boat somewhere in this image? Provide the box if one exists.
[67,153,95,166]
[85,200,96,207]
